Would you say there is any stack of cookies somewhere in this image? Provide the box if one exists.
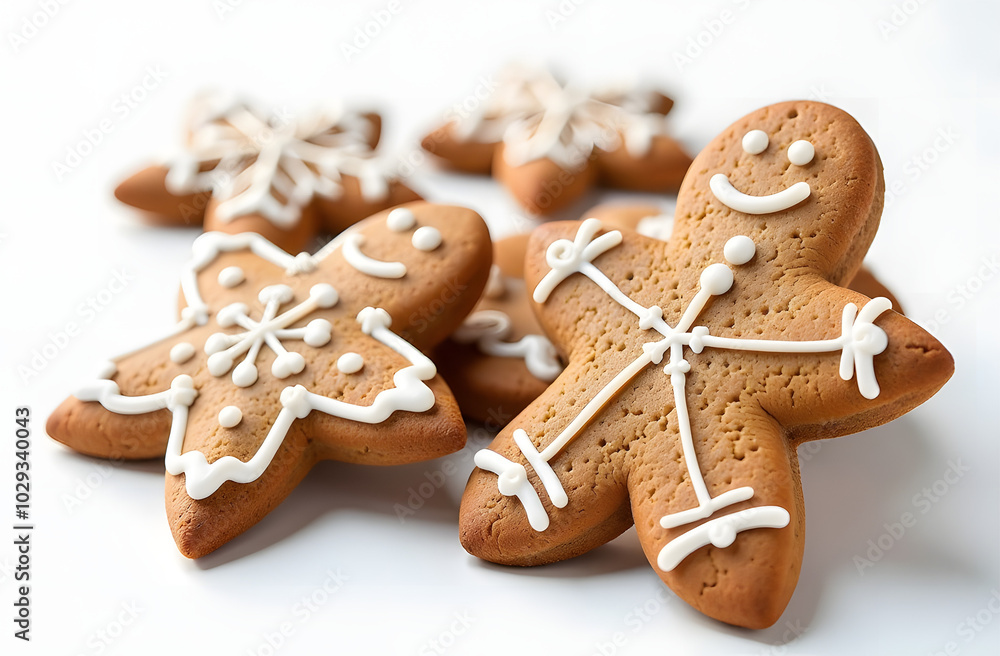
[47,66,953,629]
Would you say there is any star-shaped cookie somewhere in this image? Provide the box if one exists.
[115,92,421,253]
[459,102,953,628]
[47,202,491,558]
[421,65,692,215]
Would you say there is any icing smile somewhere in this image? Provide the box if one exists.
[709,174,810,215]
[341,233,407,278]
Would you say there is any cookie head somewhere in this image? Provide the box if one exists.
[679,101,882,283]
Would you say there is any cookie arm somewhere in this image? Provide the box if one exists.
[114,164,210,226]
[47,395,173,460]
[752,290,953,440]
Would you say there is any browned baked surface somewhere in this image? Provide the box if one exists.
[460,101,953,628]
[48,202,492,558]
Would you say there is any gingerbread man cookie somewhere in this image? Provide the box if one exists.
[459,102,953,628]
[115,92,421,253]
[589,202,904,313]
[421,65,692,215]
[48,203,491,558]
[435,234,563,423]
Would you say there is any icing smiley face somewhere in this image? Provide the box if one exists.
[683,101,884,282]
[709,129,817,215]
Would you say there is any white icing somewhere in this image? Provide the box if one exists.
[183,232,319,324]
[636,214,674,240]
[205,283,338,387]
[709,173,810,214]
[386,207,416,232]
[74,231,442,500]
[337,352,364,374]
[657,506,790,571]
[411,226,442,251]
[217,266,245,288]
[449,65,669,170]
[474,449,548,530]
[476,219,893,570]
[483,265,507,299]
[742,129,769,155]
[218,405,242,428]
[164,94,399,228]
[341,233,406,279]
[787,139,815,166]
[723,235,756,265]
[169,342,195,364]
[452,310,562,382]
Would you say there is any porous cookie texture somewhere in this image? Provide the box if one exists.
[459,101,953,628]
[48,202,492,559]
[421,65,692,215]
[114,92,420,253]
[589,202,904,313]
[435,234,564,424]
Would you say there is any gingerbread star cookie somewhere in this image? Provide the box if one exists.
[459,102,953,628]
[421,65,692,215]
[435,233,563,424]
[589,202,904,313]
[47,202,491,558]
[115,92,421,253]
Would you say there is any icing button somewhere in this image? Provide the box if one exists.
[218,406,242,428]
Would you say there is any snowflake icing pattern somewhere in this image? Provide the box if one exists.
[76,225,441,501]
[165,93,394,227]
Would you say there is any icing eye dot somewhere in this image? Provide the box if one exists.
[386,208,416,232]
[337,352,364,374]
[742,130,769,155]
[787,140,815,166]
[218,406,242,429]
[412,226,442,251]
[217,266,245,288]
[170,342,196,364]
[723,236,756,265]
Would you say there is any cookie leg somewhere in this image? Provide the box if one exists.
[459,405,634,566]
[493,146,597,216]
[165,420,317,559]
[596,135,692,193]
[626,406,803,629]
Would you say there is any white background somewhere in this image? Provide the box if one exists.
[1,0,998,654]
